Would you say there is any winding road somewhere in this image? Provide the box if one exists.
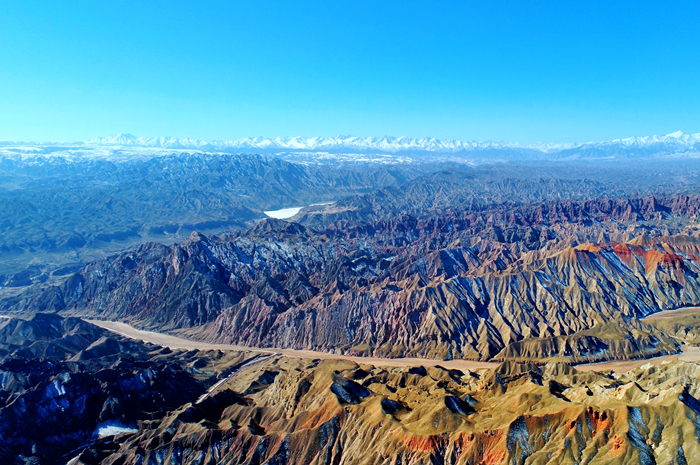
[195,353,275,404]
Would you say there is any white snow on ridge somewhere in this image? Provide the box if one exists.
[83,133,574,153]
[83,131,700,154]
[1,131,699,164]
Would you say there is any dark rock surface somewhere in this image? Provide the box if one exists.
[0,313,251,465]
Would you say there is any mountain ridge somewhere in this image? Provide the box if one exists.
[2,131,700,162]
[7,194,700,363]
[76,130,700,156]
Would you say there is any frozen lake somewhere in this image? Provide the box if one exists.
[263,206,304,219]
[263,202,335,219]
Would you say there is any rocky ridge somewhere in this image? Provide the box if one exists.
[83,353,700,465]
[6,194,700,362]
[5,313,700,465]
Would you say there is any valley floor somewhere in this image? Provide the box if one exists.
[88,318,700,373]
[87,319,500,371]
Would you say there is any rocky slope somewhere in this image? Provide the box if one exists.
[7,194,700,362]
[0,152,415,277]
[0,313,254,465]
[294,162,700,229]
[4,156,700,281]
[80,353,700,465]
[6,313,700,465]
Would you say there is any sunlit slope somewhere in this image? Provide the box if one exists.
[8,194,700,362]
[96,355,700,465]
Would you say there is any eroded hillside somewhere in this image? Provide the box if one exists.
[85,353,700,465]
[0,313,255,464]
[6,194,700,362]
[3,309,700,464]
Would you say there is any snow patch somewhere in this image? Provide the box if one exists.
[93,421,138,439]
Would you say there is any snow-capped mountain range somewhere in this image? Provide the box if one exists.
[84,131,700,155]
[1,131,699,164]
[83,133,577,154]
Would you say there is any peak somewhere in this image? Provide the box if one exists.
[628,234,654,247]
[188,231,211,243]
[666,130,685,138]
[250,218,307,236]
[61,131,700,160]
[105,133,137,140]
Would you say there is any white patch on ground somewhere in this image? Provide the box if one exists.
[263,207,303,219]
[309,201,336,206]
[46,379,66,398]
[94,421,138,439]
[264,201,336,219]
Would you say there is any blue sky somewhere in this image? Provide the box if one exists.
[1,1,699,143]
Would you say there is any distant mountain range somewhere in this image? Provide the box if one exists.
[85,131,700,157]
[1,131,699,163]
[83,133,576,154]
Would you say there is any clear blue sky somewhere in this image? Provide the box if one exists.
[1,1,699,143]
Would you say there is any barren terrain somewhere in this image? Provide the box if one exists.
[90,318,700,374]
[88,319,499,372]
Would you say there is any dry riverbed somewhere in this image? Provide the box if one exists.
[88,318,700,374]
[87,319,499,371]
